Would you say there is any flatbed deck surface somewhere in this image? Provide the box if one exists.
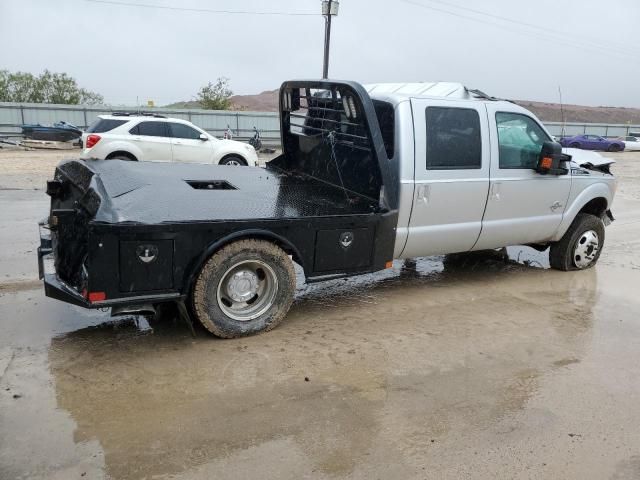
[79,159,378,224]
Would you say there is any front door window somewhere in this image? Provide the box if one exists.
[496,112,549,169]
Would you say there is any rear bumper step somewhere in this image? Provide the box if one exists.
[40,258,183,309]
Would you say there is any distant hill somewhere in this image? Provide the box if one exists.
[230,90,279,111]
[164,90,278,111]
[167,90,640,124]
[164,100,202,109]
[514,101,640,124]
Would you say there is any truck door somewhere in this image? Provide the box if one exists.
[401,99,490,257]
[473,107,572,250]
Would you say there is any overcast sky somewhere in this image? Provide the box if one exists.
[1,0,638,107]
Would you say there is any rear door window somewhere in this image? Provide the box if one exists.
[131,121,169,137]
[86,119,127,133]
[169,123,202,139]
[425,107,481,169]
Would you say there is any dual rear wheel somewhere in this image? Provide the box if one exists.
[192,239,295,338]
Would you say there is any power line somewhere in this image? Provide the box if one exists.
[400,0,636,60]
[83,0,317,16]
[426,0,630,52]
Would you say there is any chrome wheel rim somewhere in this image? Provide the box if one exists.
[573,230,599,268]
[216,260,278,321]
[224,159,241,166]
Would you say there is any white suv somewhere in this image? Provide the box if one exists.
[80,114,258,166]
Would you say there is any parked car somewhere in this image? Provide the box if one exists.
[80,114,258,166]
[559,134,624,152]
[617,136,640,151]
[39,80,616,338]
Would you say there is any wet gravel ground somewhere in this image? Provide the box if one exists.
[1,151,640,479]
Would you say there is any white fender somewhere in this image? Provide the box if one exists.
[552,181,614,241]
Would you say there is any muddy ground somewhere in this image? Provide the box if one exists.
[1,149,640,479]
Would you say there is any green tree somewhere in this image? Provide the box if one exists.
[197,77,233,110]
[0,69,104,105]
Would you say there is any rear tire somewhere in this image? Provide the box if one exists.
[192,239,295,338]
[569,142,580,148]
[549,213,604,271]
[106,152,137,161]
[219,155,247,166]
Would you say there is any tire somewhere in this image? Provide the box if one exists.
[608,144,621,152]
[219,155,247,166]
[192,239,296,338]
[106,152,137,161]
[569,142,580,148]
[549,213,605,271]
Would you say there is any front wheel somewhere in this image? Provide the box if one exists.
[219,155,247,166]
[608,144,622,152]
[549,213,605,271]
[192,239,296,338]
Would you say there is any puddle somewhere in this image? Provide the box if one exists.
[3,244,640,479]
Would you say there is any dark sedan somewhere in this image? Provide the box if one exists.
[559,134,625,152]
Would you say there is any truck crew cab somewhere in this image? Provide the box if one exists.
[39,80,616,338]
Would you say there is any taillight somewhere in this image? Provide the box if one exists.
[88,291,106,303]
[86,134,101,149]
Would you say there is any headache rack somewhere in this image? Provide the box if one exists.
[272,80,399,209]
[285,87,372,152]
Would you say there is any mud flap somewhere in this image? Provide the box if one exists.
[604,209,614,226]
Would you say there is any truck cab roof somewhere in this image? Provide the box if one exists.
[365,82,525,113]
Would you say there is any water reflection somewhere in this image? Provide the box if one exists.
[43,247,601,478]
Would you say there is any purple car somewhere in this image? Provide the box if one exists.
[559,134,625,152]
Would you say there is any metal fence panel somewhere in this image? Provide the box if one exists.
[605,126,628,137]
[2,103,639,144]
[0,102,282,141]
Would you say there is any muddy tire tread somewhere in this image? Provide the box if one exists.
[549,213,604,271]
[192,239,295,338]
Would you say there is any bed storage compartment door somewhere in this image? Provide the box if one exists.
[119,239,174,292]
[313,228,374,272]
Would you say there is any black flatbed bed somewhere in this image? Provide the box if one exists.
[79,159,380,225]
[39,79,399,315]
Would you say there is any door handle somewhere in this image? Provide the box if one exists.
[490,182,501,200]
[417,184,430,204]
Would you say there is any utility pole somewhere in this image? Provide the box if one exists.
[322,0,339,79]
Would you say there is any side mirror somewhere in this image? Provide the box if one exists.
[536,141,569,175]
[199,133,208,141]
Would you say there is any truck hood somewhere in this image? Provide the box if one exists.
[563,147,615,168]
